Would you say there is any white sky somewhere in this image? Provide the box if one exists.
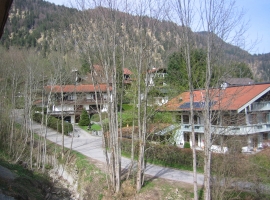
[45,0,270,55]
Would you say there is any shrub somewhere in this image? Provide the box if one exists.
[120,112,137,127]
[122,104,134,111]
[184,142,190,148]
[121,138,203,170]
[32,113,73,135]
[78,108,90,126]
[90,124,101,131]
[91,113,108,122]
[152,112,173,123]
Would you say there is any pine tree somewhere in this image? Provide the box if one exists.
[78,108,90,126]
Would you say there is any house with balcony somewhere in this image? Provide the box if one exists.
[160,83,270,153]
[147,67,169,106]
[44,84,112,124]
[82,64,133,85]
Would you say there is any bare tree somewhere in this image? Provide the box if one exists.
[198,1,247,199]
[172,0,198,198]
[70,0,124,192]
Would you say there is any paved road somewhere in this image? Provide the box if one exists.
[15,110,204,186]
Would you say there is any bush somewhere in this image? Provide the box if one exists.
[184,142,190,148]
[122,104,134,111]
[78,108,90,126]
[32,106,47,114]
[33,113,73,135]
[90,124,101,131]
[120,112,137,127]
[152,112,173,123]
[91,113,108,122]
[121,138,203,170]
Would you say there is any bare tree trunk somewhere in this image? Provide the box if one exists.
[174,0,198,198]
[136,36,143,191]
[198,1,247,198]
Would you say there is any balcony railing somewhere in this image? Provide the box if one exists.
[47,109,98,115]
[180,123,270,135]
[51,98,106,105]
[251,101,270,111]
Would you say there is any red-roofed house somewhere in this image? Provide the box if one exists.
[82,65,133,85]
[44,84,112,123]
[161,83,270,152]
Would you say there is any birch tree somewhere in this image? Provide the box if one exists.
[198,1,247,199]
[126,0,167,191]
[173,0,198,198]
[70,0,125,192]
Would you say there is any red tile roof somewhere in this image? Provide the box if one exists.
[123,68,132,75]
[161,84,270,112]
[93,64,132,75]
[44,84,111,93]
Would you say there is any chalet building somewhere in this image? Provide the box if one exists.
[160,83,270,153]
[82,65,133,85]
[44,84,112,124]
[148,67,167,87]
[43,65,132,124]
[147,67,169,106]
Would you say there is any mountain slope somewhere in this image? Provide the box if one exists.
[1,0,270,81]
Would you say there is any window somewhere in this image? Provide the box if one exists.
[183,115,189,124]
[194,115,200,124]
[267,113,270,123]
[86,93,94,100]
[257,113,263,124]
[184,132,190,142]
[67,93,77,101]
[263,133,269,140]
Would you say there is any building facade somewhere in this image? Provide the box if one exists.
[44,84,112,124]
[161,83,270,153]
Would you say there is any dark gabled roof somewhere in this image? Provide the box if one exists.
[0,0,13,38]
[223,78,254,85]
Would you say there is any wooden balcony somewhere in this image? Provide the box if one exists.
[251,101,270,111]
[52,98,106,105]
[180,123,270,135]
[47,108,98,116]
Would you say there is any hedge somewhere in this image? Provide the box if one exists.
[120,138,204,170]
[33,113,73,135]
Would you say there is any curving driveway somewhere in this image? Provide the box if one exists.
[15,109,204,186]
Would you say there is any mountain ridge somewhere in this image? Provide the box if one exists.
[1,0,270,81]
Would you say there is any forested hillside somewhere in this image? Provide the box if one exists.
[1,0,270,81]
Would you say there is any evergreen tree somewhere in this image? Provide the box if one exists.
[166,48,207,92]
[78,108,90,126]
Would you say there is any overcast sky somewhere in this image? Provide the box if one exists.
[45,0,270,55]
